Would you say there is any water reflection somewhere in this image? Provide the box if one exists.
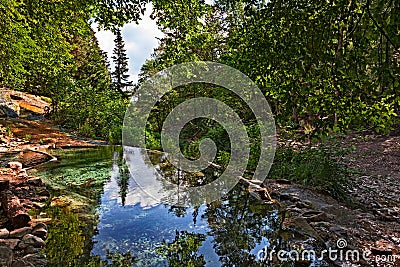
[92,148,285,266]
[33,147,321,266]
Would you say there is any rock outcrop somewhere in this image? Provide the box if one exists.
[0,163,49,266]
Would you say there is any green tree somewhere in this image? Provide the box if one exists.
[111,28,133,96]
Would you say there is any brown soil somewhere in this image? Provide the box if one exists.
[0,118,98,152]
[1,89,104,152]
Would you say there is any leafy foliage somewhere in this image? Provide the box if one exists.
[0,0,130,142]
[141,0,399,139]
[93,0,148,30]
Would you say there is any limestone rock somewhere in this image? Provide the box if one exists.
[31,224,48,240]
[0,239,20,250]
[9,227,32,238]
[0,102,20,118]
[19,234,45,249]
[0,229,9,239]
[8,162,23,172]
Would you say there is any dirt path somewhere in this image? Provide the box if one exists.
[276,133,400,266]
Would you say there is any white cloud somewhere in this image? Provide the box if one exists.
[92,3,163,83]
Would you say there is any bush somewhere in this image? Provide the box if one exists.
[268,145,352,201]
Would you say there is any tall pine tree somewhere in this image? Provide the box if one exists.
[111,28,132,96]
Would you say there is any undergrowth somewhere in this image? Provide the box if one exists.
[268,144,354,202]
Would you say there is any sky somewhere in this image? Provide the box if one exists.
[93,1,214,84]
[92,4,163,83]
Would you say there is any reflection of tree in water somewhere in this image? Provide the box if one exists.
[156,230,206,267]
[168,204,188,217]
[204,185,282,266]
[124,149,316,265]
[114,151,130,206]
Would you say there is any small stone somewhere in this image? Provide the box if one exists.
[32,202,46,209]
[275,179,292,184]
[33,196,48,202]
[22,254,47,266]
[19,234,45,248]
[302,211,328,222]
[8,162,23,171]
[18,169,27,177]
[36,189,50,197]
[0,239,20,250]
[24,246,43,254]
[32,223,47,232]
[31,226,47,240]
[9,227,32,238]
[329,225,347,236]
[30,218,52,224]
[310,221,331,228]
[296,201,312,209]
[0,229,9,239]
[290,196,301,202]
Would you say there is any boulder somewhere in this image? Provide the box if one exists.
[0,193,31,228]
[26,178,43,187]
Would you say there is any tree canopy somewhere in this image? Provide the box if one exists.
[0,0,398,143]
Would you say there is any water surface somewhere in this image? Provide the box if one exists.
[32,147,321,266]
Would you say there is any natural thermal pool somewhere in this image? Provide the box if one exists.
[29,146,324,266]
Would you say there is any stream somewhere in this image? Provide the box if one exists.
[28,146,324,266]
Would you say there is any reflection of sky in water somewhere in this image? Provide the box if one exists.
[33,147,318,266]
[90,148,286,266]
[91,151,220,266]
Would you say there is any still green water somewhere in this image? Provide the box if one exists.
[29,146,324,266]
